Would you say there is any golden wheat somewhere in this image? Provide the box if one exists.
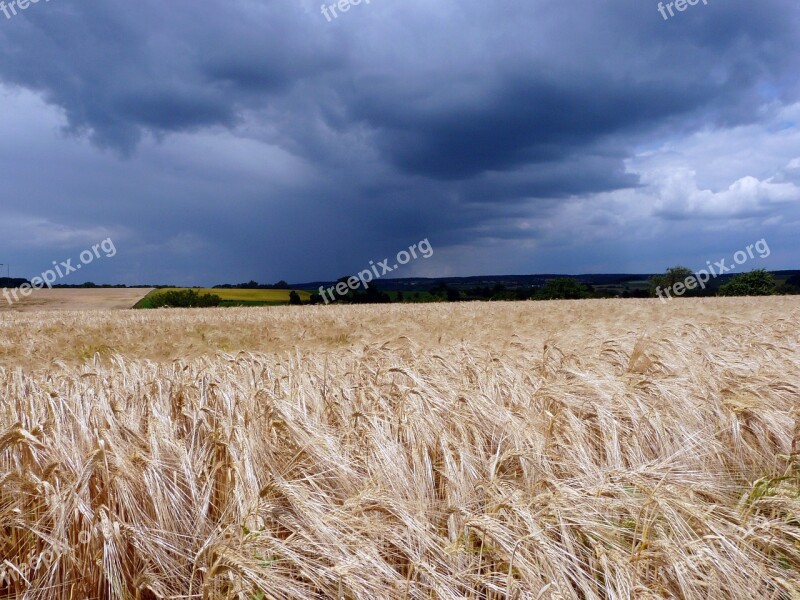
[1,298,799,599]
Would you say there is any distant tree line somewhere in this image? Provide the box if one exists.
[132,269,800,310]
[424,279,599,302]
[0,277,30,288]
[307,277,393,305]
[301,276,604,305]
[52,282,131,288]
[294,268,800,306]
[7,269,796,309]
[648,266,796,298]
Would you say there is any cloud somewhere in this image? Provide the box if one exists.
[0,0,798,282]
[651,170,800,220]
[0,215,118,250]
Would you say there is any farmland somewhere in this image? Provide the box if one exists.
[135,288,312,308]
[0,288,152,312]
[1,298,799,599]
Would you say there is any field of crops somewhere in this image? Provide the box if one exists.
[0,288,152,312]
[135,288,312,307]
[1,298,799,599]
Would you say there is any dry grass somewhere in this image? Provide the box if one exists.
[1,298,799,599]
[0,289,152,313]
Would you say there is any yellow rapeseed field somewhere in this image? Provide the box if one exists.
[138,289,312,306]
[1,298,799,599]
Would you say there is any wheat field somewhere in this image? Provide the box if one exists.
[1,298,799,599]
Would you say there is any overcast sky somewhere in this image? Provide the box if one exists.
[0,0,798,285]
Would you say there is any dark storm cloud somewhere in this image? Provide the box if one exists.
[357,76,697,179]
[2,0,794,163]
[0,0,333,150]
[0,0,798,282]
[340,0,799,180]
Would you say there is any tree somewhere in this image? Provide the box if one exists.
[0,277,29,288]
[146,289,222,308]
[536,278,592,300]
[718,269,775,297]
[289,290,303,305]
[649,266,694,297]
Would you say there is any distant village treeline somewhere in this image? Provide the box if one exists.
[3,269,800,307]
